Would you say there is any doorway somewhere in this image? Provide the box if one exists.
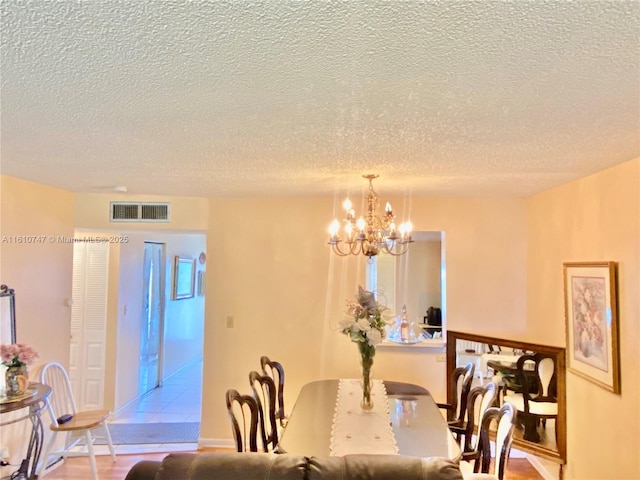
[138,242,165,396]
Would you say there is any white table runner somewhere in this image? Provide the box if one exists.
[329,379,399,456]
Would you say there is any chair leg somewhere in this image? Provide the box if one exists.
[84,430,98,480]
[37,430,58,477]
[103,424,117,462]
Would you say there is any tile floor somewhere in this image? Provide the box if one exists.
[96,358,204,455]
[112,358,203,425]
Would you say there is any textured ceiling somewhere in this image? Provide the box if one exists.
[1,1,638,198]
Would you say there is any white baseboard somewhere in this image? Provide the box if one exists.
[526,454,561,480]
[198,438,235,449]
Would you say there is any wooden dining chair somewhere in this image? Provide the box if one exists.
[460,403,517,480]
[503,352,558,443]
[260,355,287,427]
[248,370,279,452]
[437,362,475,427]
[450,381,497,456]
[225,389,259,452]
[37,362,116,480]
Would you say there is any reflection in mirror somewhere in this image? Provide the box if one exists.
[0,284,17,344]
[447,331,566,464]
[368,231,445,340]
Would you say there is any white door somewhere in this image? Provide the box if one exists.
[69,241,110,410]
[139,242,165,395]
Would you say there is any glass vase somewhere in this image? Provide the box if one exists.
[5,364,29,397]
[358,342,375,411]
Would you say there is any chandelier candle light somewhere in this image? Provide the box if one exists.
[328,174,413,258]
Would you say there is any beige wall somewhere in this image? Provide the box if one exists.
[201,196,528,442]
[74,192,209,232]
[527,158,640,479]
[0,176,74,365]
[0,175,75,469]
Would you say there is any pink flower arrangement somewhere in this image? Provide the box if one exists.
[0,343,39,367]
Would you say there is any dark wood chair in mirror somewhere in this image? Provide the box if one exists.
[503,352,558,443]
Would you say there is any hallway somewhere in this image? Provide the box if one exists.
[104,358,203,454]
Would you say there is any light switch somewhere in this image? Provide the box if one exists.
[226,315,234,328]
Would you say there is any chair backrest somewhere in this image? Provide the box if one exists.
[260,356,286,424]
[462,381,497,453]
[476,403,516,480]
[39,361,78,426]
[249,370,278,452]
[225,389,259,452]
[448,362,475,423]
[516,353,557,409]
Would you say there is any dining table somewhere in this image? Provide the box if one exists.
[277,379,461,461]
[0,382,52,480]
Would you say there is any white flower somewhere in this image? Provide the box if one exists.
[339,317,355,331]
[356,318,371,332]
[380,308,396,325]
[367,329,383,346]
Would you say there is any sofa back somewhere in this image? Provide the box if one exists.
[148,452,463,480]
[157,453,306,480]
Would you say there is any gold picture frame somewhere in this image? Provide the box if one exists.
[563,261,620,393]
[173,256,196,300]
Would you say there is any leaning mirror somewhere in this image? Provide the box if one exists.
[446,330,566,465]
[1,285,17,344]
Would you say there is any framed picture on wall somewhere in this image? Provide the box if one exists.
[173,256,196,300]
[563,261,620,393]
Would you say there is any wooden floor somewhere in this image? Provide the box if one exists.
[41,450,544,479]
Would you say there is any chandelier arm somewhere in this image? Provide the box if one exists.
[381,243,412,256]
[330,240,365,256]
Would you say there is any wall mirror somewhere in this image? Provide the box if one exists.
[1,284,17,344]
[446,330,566,463]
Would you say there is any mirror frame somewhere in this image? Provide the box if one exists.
[446,330,566,463]
[1,284,17,344]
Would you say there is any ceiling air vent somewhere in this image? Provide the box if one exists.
[110,202,170,222]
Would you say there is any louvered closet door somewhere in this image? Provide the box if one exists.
[69,241,109,410]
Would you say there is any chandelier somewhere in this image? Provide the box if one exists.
[328,174,413,258]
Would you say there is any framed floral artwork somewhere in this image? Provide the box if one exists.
[563,261,620,393]
[173,256,196,300]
